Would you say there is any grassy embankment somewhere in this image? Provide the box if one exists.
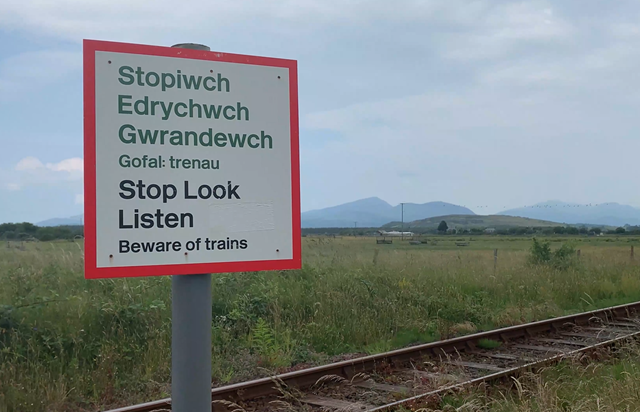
[1,236,639,411]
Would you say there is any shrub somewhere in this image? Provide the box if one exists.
[552,243,578,270]
[528,238,577,270]
[529,238,552,264]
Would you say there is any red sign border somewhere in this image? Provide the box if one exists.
[83,39,301,279]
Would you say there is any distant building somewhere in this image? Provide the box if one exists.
[484,228,496,234]
[377,230,414,237]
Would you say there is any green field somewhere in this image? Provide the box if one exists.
[1,236,640,411]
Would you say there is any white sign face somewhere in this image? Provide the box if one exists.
[84,40,300,279]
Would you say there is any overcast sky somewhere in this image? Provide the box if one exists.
[1,0,640,223]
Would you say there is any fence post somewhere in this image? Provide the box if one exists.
[493,249,498,274]
[632,245,635,261]
[577,249,581,259]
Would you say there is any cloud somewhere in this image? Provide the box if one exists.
[75,194,84,205]
[15,157,44,171]
[46,158,83,173]
[441,2,574,61]
[6,156,83,189]
[4,0,640,217]
[0,0,570,52]
[301,53,640,212]
[14,156,82,175]
[0,0,448,39]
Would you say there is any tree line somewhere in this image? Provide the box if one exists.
[435,221,634,236]
[0,223,83,241]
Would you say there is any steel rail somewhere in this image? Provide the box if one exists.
[103,300,640,412]
[367,329,640,411]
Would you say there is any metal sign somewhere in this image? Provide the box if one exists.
[83,40,300,279]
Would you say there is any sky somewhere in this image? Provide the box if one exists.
[1,0,640,223]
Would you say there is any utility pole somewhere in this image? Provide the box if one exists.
[401,203,404,241]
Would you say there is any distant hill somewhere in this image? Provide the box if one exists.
[499,201,640,227]
[301,198,474,228]
[37,214,83,227]
[383,214,563,230]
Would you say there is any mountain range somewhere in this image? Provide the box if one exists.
[499,201,640,227]
[301,197,474,228]
[37,214,84,227]
[33,198,473,229]
[31,199,640,228]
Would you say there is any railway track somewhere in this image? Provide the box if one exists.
[106,301,640,412]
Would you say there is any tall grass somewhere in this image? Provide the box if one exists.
[432,342,640,411]
[1,237,639,411]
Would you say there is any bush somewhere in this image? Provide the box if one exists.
[529,238,552,264]
[552,243,578,270]
[528,238,577,270]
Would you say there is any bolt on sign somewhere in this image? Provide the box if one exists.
[83,40,301,279]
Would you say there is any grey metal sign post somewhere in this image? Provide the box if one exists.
[170,43,212,412]
[171,272,212,412]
